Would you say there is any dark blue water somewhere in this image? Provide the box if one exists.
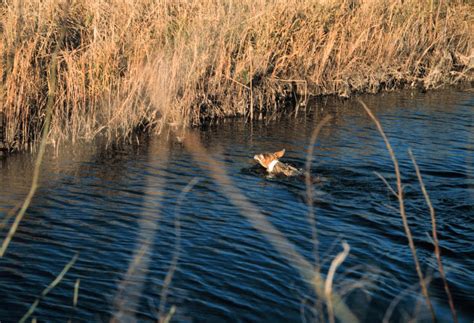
[0,90,472,322]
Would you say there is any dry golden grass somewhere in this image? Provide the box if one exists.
[0,0,473,150]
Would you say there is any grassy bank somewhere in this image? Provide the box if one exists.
[0,0,473,150]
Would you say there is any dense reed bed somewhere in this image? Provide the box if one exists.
[0,0,473,150]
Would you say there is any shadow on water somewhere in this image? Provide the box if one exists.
[0,89,473,322]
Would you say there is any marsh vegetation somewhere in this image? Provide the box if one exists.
[0,0,473,150]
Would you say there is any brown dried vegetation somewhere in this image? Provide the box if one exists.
[0,0,473,150]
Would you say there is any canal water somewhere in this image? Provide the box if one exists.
[0,89,472,322]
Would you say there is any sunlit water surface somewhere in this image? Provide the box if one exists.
[0,90,473,322]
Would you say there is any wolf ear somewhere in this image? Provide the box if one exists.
[274,149,285,158]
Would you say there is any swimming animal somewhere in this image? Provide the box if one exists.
[253,149,303,177]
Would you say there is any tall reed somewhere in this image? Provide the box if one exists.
[1,0,473,150]
[359,99,436,321]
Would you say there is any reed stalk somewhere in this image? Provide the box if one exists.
[20,253,79,323]
[409,149,458,323]
[325,242,350,323]
[112,138,169,322]
[158,178,200,322]
[305,114,332,267]
[359,99,436,322]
